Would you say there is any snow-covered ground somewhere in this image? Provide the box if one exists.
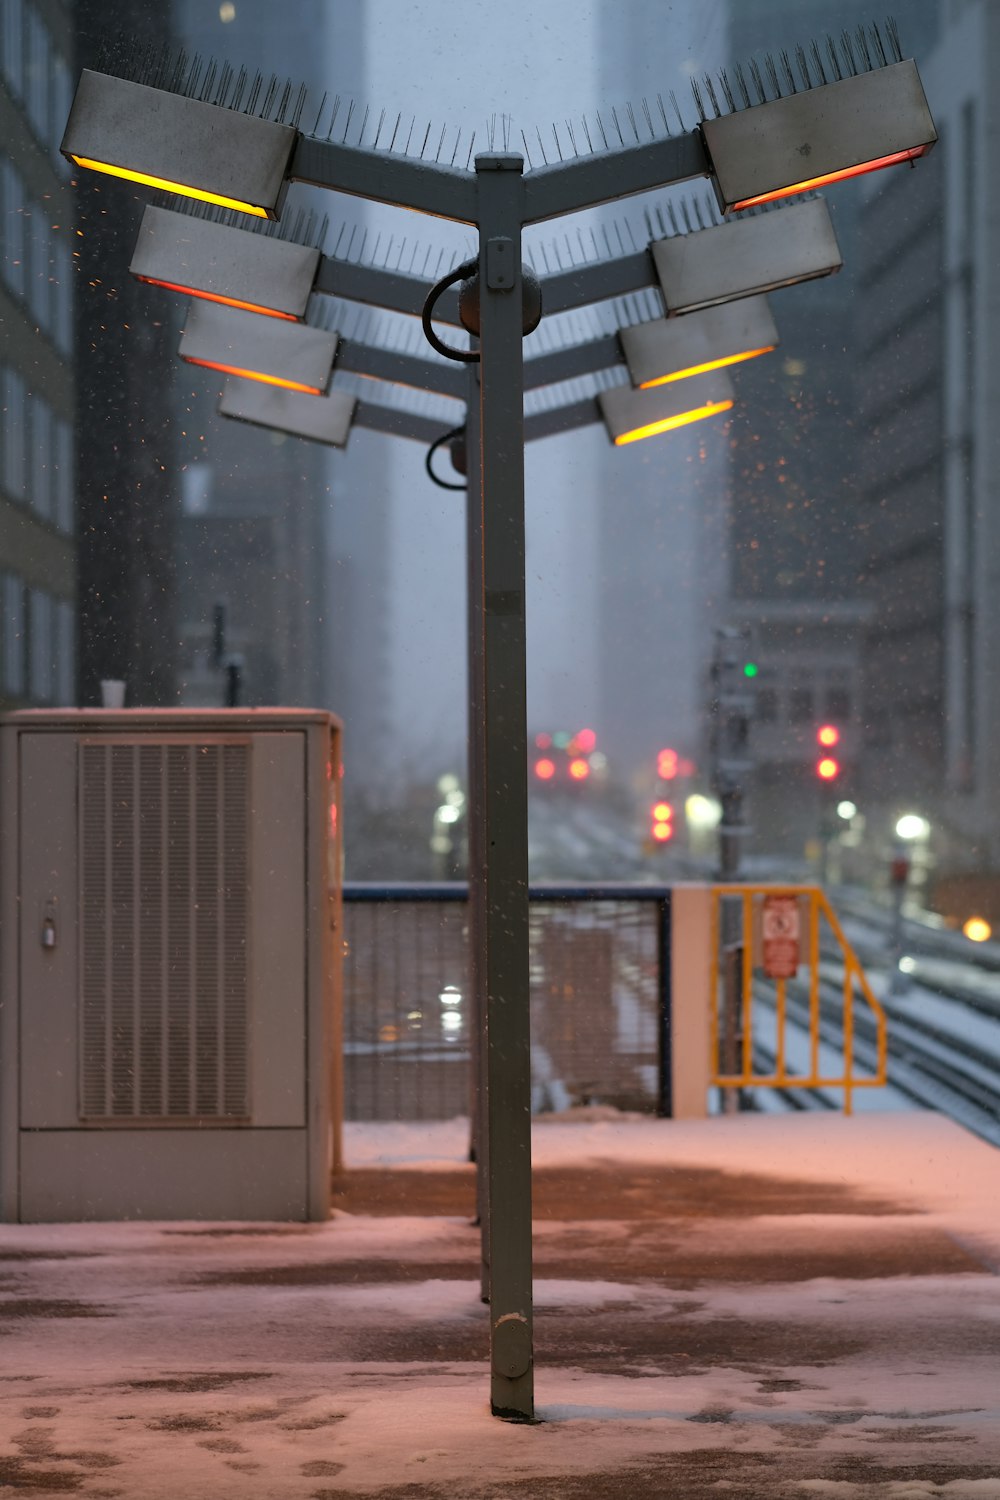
[1,1111,998,1498]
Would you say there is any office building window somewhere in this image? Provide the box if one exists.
[789,687,814,724]
[51,51,73,171]
[28,587,53,701]
[24,3,50,145]
[29,392,52,520]
[2,573,26,696]
[25,198,50,329]
[55,598,74,704]
[1,368,27,501]
[1,0,25,101]
[52,236,72,353]
[53,415,74,533]
[1,160,27,302]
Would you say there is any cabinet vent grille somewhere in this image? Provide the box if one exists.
[79,741,250,1122]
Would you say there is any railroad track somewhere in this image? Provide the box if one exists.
[749,974,1000,1146]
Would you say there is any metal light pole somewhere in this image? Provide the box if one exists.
[62,34,938,1421]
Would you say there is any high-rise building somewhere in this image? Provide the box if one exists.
[716,0,942,860]
[594,7,731,786]
[72,0,180,707]
[2,0,78,711]
[167,0,394,804]
[855,0,1000,887]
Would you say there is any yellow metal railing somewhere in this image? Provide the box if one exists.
[709,885,887,1114]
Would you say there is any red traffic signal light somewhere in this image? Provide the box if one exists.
[657,747,679,780]
[535,757,556,780]
[651,801,674,841]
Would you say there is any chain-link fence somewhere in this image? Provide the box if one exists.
[342,884,669,1121]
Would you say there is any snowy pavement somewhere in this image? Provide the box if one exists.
[1,1110,999,1498]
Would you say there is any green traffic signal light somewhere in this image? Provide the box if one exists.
[743,662,758,678]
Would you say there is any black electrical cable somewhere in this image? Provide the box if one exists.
[421,258,479,363]
[425,426,468,491]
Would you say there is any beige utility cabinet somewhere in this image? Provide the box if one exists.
[0,709,342,1223]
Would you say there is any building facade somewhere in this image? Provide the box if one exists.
[855,0,1000,888]
[1,0,76,711]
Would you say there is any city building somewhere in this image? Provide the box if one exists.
[719,0,942,862]
[1,0,76,711]
[72,0,179,707]
[855,0,1000,901]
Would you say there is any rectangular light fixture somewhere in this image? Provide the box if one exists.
[652,198,842,316]
[219,380,356,447]
[621,297,777,389]
[130,206,319,320]
[61,70,296,220]
[179,302,338,395]
[701,59,937,215]
[598,372,735,447]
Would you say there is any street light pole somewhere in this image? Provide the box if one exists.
[474,154,533,1420]
[62,34,938,1424]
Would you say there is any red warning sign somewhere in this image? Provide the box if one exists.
[761,894,800,979]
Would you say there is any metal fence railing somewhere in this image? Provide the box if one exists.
[342,883,883,1121]
[342,884,669,1121]
[710,884,888,1114]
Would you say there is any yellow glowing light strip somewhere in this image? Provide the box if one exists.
[613,398,733,446]
[731,145,929,212]
[70,155,269,218]
[639,345,775,389]
[136,276,298,321]
[184,356,323,395]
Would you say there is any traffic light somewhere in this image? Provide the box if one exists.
[708,626,756,796]
[534,757,556,781]
[657,746,679,780]
[568,757,590,781]
[815,724,840,781]
[651,800,674,842]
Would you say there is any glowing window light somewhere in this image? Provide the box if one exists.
[68,154,272,217]
[612,399,734,447]
[731,146,930,213]
[639,345,775,389]
[963,917,992,943]
[568,758,590,780]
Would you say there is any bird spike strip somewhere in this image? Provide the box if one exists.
[691,17,903,121]
[94,37,308,126]
[173,199,329,249]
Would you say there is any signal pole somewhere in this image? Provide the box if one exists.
[708,627,756,1112]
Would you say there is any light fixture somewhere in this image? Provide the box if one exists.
[180,302,338,395]
[219,380,356,447]
[61,69,295,219]
[130,205,319,321]
[701,60,936,215]
[651,197,842,316]
[598,372,734,447]
[621,297,777,389]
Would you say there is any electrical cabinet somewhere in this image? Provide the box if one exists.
[0,709,342,1223]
